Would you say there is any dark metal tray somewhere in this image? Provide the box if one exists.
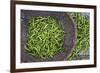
[21,10,77,62]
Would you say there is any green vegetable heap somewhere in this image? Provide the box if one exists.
[25,16,64,59]
[68,13,90,60]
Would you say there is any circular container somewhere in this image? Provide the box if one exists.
[21,10,77,62]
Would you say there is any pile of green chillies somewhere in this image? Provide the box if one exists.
[68,13,90,60]
[25,16,64,59]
